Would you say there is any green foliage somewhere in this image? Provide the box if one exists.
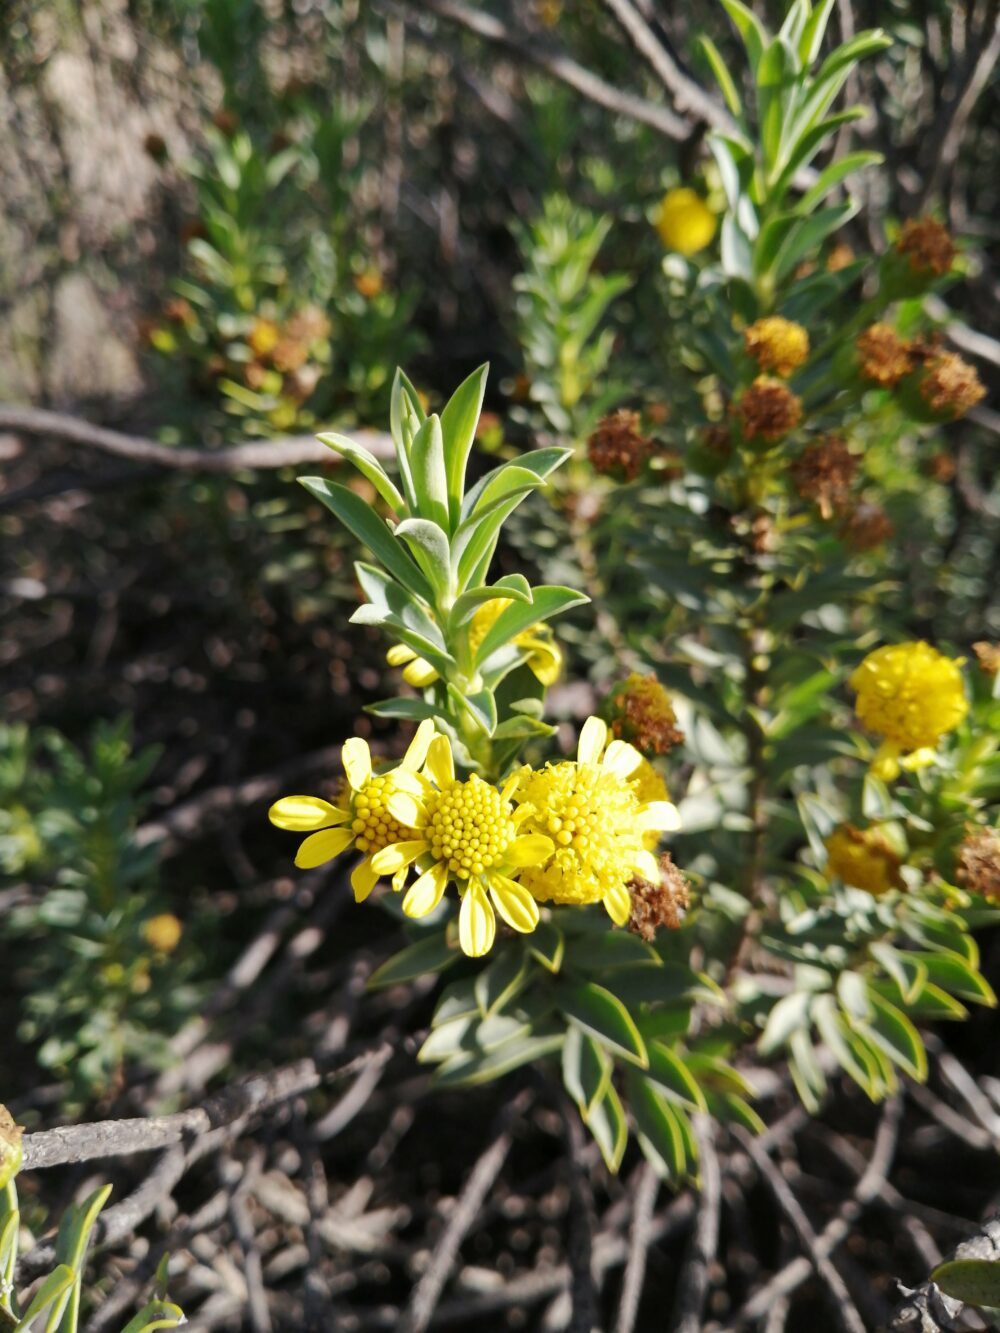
[0,1174,184,1332]
[0,721,196,1106]
[931,1258,1000,1310]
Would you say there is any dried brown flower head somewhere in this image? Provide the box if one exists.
[925,452,956,484]
[918,352,986,419]
[839,502,894,551]
[896,217,956,277]
[736,377,803,441]
[646,401,671,426]
[608,673,684,755]
[973,642,1000,677]
[272,337,310,374]
[827,241,855,273]
[790,436,858,519]
[856,324,913,387]
[285,306,331,343]
[354,269,384,300]
[628,854,690,940]
[744,317,810,377]
[702,423,733,458]
[587,409,652,481]
[955,827,1000,903]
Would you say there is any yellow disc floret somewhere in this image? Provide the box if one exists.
[744,317,810,377]
[515,717,679,926]
[352,773,415,855]
[849,641,968,779]
[825,823,903,895]
[425,773,516,879]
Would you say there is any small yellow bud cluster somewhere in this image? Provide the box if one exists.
[955,827,1000,903]
[654,189,716,256]
[144,913,183,954]
[896,217,956,277]
[825,823,903,895]
[744,317,810,377]
[352,774,416,854]
[735,377,803,442]
[426,775,516,879]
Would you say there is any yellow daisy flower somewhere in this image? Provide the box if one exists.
[825,823,903,896]
[849,641,968,780]
[654,188,717,256]
[386,597,562,689]
[268,721,435,903]
[371,735,555,958]
[514,717,680,927]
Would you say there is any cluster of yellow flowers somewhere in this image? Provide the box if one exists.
[388,598,562,690]
[269,718,679,957]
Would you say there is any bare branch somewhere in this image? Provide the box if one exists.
[614,1163,659,1333]
[673,1116,722,1333]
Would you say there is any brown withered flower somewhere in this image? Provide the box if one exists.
[857,324,913,387]
[628,854,690,940]
[839,501,894,551]
[925,452,956,483]
[284,306,331,342]
[608,672,684,755]
[735,377,803,441]
[702,423,733,458]
[918,351,986,419]
[955,827,1000,903]
[973,642,1000,677]
[827,241,855,273]
[790,436,858,519]
[587,409,652,481]
[272,337,310,374]
[896,217,956,278]
[744,316,810,377]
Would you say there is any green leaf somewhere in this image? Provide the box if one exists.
[299,478,432,602]
[931,1259,1000,1309]
[757,37,798,171]
[317,432,406,512]
[351,605,456,680]
[558,982,649,1067]
[434,1030,563,1086]
[446,682,497,735]
[394,518,452,599]
[451,576,533,626]
[119,1303,187,1333]
[562,1026,612,1117]
[799,0,836,64]
[770,202,858,281]
[627,1072,687,1180]
[859,992,928,1081]
[788,1027,827,1112]
[409,414,450,532]
[368,935,460,989]
[585,1082,629,1172]
[698,35,742,116]
[837,970,872,1020]
[475,947,530,1017]
[870,944,927,1005]
[772,108,867,192]
[441,363,488,529]
[909,950,996,1007]
[796,151,883,213]
[474,586,588,669]
[778,0,811,49]
[12,1267,75,1331]
[528,922,565,973]
[461,448,572,519]
[812,994,879,1097]
[389,367,424,510]
[645,1044,708,1111]
[720,0,766,73]
[366,698,444,723]
[759,991,811,1055]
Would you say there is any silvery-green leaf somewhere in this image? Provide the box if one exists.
[317,432,405,512]
[394,518,451,601]
[408,415,450,531]
[440,362,488,529]
[474,586,588,669]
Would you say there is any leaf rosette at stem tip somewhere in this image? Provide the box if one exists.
[298,362,586,767]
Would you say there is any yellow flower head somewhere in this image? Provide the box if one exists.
[269,721,435,903]
[514,717,680,927]
[387,598,562,689]
[654,188,717,256]
[849,641,968,779]
[918,351,986,420]
[144,913,183,954]
[744,317,810,377]
[825,823,903,895]
[371,735,555,958]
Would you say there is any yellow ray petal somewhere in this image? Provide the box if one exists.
[628,850,660,881]
[342,736,372,791]
[387,789,427,828]
[392,865,409,893]
[268,795,350,832]
[505,834,555,867]
[578,715,607,765]
[604,879,632,926]
[487,873,540,933]
[391,768,428,797]
[425,734,455,788]
[351,857,380,903]
[387,643,418,666]
[636,801,681,832]
[370,839,427,875]
[402,862,449,918]
[401,719,436,770]
[404,659,439,688]
[459,881,496,958]
[603,739,641,780]
[294,826,354,869]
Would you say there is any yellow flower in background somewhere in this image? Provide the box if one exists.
[654,188,717,256]
[372,734,555,957]
[269,721,435,902]
[515,717,680,926]
[849,641,968,779]
[144,913,183,954]
[633,757,672,851]
[387,598,562,689]
[825,824,903,895]
[744,317,810,377]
